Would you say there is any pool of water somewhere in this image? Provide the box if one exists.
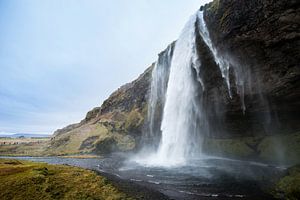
[2,154,285,200]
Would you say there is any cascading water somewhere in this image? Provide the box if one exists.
[197,12,232,98]
[146,44,173,146]
[136,13,203,166]
[154,13,203,166]
[197,11,247,112]
[135,11,249,167]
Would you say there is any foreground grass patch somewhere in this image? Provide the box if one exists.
[0,159,131,200]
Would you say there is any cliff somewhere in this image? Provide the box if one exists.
[199,0,300,164]
[47,0,300,163]
[201,0,300,137]
[47,66,152,155]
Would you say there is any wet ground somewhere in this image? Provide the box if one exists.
[2,154,285,200]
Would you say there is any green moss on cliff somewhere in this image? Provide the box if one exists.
[94,137,118,154]
[115,135,135,151]
[203,132,300,164]
[207,0,220,12]
[202,137,254,157]
[124,109,144,134]
[258,133,300,164]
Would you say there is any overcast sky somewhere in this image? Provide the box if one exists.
[0,0,211,135]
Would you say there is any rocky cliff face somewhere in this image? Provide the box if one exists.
[48,66,153,155]
[48,0,300,162]
[200,0,300,137]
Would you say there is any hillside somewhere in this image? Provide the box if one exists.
[46,66,153,155]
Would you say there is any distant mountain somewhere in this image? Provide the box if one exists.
[0,133,51,138]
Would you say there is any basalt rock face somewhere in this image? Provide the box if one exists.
[198,0,300,138]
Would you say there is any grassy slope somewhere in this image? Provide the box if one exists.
[0,158,132,200]
[46,107,144,156]
[0,118,137,157]
[47,122,136,156]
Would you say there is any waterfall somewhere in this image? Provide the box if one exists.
[136,11,248,167]
[136,13,203,167]
[197,11,247,112]
[155,13,203,166]
[146,44,173,146]
[197,12,232,98]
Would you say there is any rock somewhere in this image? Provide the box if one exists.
[201,0,300,137]
[85,107,101,122]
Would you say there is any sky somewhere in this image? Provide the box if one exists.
[0,0,211,135]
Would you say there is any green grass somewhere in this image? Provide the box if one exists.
[272,165,300,200]
[0,158,132,200]
[0,142,49,157]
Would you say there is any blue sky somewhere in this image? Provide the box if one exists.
[0,0,211,135]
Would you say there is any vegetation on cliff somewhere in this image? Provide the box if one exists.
[203,132,300,165]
